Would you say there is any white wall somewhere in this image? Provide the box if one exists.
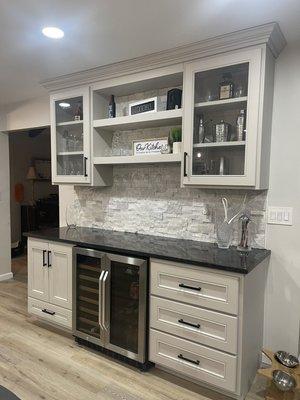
[0,132,11,278]
[3,96,50,132]
[264,43,300,355]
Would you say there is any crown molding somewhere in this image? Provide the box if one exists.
[41,22,286,92]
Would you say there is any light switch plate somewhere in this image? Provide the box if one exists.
[267,206,293,226]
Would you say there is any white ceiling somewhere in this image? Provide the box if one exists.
[1,0,300,107]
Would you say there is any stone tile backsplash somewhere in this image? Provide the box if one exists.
[72,164,267,247]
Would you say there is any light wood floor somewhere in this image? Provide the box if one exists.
[0,273,269,400]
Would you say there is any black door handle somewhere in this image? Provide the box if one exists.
[84,157,88,177]
[178,354,200,366]
[179,283,201,291]
[183,152,188,177]
[42,250,47,266]
[42,309,55,316]
[47,251,51,267]
[178,318,201,329]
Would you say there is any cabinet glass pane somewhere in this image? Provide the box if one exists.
[76,254,101,339]
[192,63,249,176]
[55,96,85,177]
[110,261,140,354]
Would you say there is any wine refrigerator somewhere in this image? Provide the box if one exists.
[73,247,148,364]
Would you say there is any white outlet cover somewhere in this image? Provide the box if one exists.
[267,206,293,226]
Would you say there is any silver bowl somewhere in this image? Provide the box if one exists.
[272,370,296,392]
[275,350,299,368]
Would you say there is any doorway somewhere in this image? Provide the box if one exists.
[9,126,59,280]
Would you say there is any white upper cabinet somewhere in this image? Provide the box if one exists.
[182,46,274,189]
[44,24,285,189]
[50,87,91,185]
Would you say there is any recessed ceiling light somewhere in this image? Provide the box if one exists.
[42,27,64,39]
[59,102,71,108]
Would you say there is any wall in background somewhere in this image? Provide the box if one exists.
[3,96,50,132]
[264,43,300,355]
[0,132,11,279]
[9,128,58,243]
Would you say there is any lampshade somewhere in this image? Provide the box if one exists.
[26,165,38,180]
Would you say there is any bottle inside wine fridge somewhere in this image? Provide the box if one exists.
[73,248,148,367]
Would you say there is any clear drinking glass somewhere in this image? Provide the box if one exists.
[215,218,234,249]
[66,201,80,229]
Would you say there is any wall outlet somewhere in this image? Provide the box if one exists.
[267,206,293,226]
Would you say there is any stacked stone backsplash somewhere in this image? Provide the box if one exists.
[68,86,267,247]
[72,164,267,247]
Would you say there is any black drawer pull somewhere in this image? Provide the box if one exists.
[179,283,201,291]
[84,157,88,177]
[178,354,200,366]
[42,309,55,316]
[183,152,188,177]
[42,250,47,266]
[47,251,51,267]
[178,318,201,329]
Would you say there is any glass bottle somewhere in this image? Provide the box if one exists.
[198,116,205,143]
[215,120,230,142]
[236,109,246,141]
[108,95,116,118]
[219,73,234,100]
[74,102,83,121]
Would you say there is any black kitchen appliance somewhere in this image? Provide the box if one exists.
[166,88,182,110]
[73,248,148,367]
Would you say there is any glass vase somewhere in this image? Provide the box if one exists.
[216,219,233,249]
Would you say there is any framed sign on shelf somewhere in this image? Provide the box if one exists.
[132,137,169,156]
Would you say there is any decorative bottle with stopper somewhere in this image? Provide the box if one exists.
[237,213,252,252]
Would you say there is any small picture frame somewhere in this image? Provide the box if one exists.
[133,137,169,156]
[129,97,157,116]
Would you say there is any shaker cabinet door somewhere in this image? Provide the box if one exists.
[28,239,49,302]
[182,47,262,187]
[48,243,73,310]
[50,87,91,185]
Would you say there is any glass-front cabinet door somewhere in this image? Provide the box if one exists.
[182,48,262,187]
[50,87,91,184]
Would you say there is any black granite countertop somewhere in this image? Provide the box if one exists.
[25,227,270,274]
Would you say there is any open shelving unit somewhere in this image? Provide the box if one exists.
[92,68,184,172]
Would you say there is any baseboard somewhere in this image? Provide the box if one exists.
[0,272,13,282]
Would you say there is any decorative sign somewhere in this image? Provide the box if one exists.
[133,138,169,155]
[129,97,157,116]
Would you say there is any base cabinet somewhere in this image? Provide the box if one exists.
[28,238,73,329]
[149,258,267,399]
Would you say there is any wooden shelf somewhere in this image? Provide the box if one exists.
[57,120,83,127]
[193,141,246,148]
[195,97,247,108]
[57,151,83,156]
[94,153,181,165]
[93,109,182,131]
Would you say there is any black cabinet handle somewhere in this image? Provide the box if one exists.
[42,309,55,316]
[183,152,188,177]
[178,354,200,366]
[42,250,47,266]
[84,157,88,177]
[47,251,51,267]
[178,318,201,329]
[179,283,201,291]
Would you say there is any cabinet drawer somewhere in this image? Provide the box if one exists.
[28,297,72,330]
[150,329,237,393]
[150,296,238,354]
[151,260,239,315]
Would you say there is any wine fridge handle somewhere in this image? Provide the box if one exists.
[102,270,109,331]
[98,271,105,329]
